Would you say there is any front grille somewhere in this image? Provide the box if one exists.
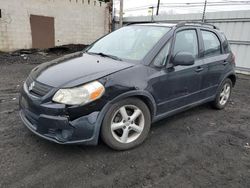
[26,75,52,97]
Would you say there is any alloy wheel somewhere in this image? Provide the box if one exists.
[219,83,231,106]
[111,105,145,144]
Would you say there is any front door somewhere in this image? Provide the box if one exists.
[152,29,207,115]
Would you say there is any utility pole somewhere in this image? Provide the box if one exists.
[202,0,207,22]
[156,0,160,16]
[119,0,123,27]
[149,6,154,22]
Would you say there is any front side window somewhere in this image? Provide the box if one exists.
[87,26,170,61]
[173,29,198,58]
[201,30,221,57]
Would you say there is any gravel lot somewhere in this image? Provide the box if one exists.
[0,51,250,188]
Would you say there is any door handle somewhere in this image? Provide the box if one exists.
[195,67,204,72]
[223,61,228,66]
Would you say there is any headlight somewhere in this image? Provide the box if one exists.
[52,81,105,105]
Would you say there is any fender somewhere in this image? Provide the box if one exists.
[221,71,236,84]
[110,90,157,116]
[216,70,236,93]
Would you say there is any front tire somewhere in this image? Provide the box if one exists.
[101,98,151,150]
[212,78,232,109]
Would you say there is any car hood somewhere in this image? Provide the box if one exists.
[30,52,135,88]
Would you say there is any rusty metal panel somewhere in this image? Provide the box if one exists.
[30,15,55,49]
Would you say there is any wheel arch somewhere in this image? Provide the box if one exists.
[227,74,236,87]
[219,72,236,89]
[110,90,157,119]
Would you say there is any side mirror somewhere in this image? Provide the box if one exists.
[173,52,195,66]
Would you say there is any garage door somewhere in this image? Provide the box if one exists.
[30,15,55,49]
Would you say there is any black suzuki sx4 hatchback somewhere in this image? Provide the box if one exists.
[19,22,236,150]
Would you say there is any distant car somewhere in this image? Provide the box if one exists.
[19,22,236,150]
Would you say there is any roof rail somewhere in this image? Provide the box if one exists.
[176,21,219,30]
[125,21,157,26]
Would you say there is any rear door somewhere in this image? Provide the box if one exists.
[199,29,229,97]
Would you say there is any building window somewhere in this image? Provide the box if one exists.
[0,9,2,18]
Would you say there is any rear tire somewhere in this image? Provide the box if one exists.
[101,98,151,150]
[212,78,232,110]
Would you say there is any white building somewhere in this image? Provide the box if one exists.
[0,0,110,52]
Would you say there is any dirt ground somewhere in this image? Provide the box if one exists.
[0,50,250,188]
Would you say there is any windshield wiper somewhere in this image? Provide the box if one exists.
[87,52,123,61]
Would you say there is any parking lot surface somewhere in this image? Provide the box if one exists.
[0,52,249,188]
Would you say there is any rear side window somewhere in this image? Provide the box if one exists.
[201,30,221,57]
[173,29,198,58]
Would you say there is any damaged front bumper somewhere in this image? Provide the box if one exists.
[19,86,103,145]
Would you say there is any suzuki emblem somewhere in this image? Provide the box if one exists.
[28,82,35,91]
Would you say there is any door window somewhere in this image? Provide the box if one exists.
[173,30,198,58]
[201,30,221,57]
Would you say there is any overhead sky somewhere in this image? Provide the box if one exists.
[113,0,250,17]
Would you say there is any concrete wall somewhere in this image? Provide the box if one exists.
[117,10,250,74]
[0,0,109,52]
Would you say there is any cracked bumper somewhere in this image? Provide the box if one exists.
[19,91,101,145]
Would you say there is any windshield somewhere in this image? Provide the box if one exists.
[87,25,171,61]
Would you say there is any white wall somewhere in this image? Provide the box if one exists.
[0,0,109,51]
